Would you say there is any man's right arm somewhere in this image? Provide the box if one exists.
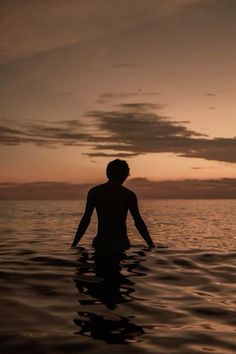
[128,192,155,248]
[71,190,95,247]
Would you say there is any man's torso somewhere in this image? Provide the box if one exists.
[90,182,135,250]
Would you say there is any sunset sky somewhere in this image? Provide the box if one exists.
[0,0,236,198]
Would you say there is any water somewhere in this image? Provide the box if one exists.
[0,200,236,354]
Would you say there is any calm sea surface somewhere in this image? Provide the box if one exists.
[0,199,236,354]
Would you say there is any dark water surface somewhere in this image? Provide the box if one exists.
[0,200,236,354]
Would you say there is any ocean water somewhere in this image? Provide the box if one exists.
[0,199,236,354]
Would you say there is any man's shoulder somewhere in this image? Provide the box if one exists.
[88,183,107,194]
[88,184,136,197]
[122,185,137,199]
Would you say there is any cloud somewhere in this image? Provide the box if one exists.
[1,178,236,200]
[84,152,138,158]
[0,119,89,147]
[99,92,160,99]
[190,166,216,170]
[0,0,202,64]
[119,103,166,111]
[97,92,161,104]
[1,102,236,163]
[205,93,216,96]
[85,104,236,163]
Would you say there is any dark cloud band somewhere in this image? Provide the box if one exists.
[1,102,236,163]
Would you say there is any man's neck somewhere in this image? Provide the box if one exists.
[107,179,123,186]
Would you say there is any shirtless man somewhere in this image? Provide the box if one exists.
[71,159,155,250]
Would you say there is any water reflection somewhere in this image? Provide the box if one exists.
[73,247,147,344]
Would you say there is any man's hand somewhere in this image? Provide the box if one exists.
[148,241,155,249]
[71,240,78,247]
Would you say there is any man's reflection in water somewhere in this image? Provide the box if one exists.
[73,247,146,344]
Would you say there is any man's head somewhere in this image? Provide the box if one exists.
[106,159,130,183]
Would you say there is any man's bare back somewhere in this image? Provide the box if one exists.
[90,181,136,250]
[71,160,154,250]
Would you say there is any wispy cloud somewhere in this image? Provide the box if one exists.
[205,93,216,97]
[99,92,160,98]
[0,119,90,147]
[97,92,161,104]
[119,103,166,111]
[0,0,201,64]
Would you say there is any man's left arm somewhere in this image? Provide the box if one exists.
[129,192,155,248]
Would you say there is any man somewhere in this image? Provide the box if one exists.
[71,159,155,250]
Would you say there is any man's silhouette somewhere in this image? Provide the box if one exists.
[71,159,154,250]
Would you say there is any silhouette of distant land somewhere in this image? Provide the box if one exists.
[1,178,236,200]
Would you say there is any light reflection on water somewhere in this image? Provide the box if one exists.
[0,199,236,353]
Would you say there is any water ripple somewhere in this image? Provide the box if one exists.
[0,200,236,353]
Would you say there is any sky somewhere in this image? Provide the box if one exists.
[0,0,236,198]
